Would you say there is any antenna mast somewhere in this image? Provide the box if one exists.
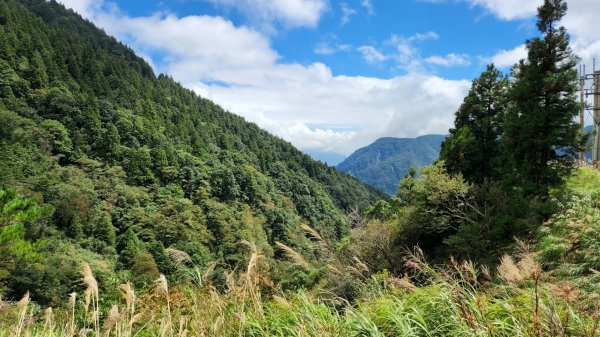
[581,58,600,166]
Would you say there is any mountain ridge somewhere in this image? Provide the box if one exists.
[337,134,446,194]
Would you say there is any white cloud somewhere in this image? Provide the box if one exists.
[57,0,102,18]
[95,13,279,86]
[425,53,471,67]
[206,0,327,29]
[340,3,357,26]
[482,44,527,68]
[193,73,469,154]
[314,42,352,55]
[562,0,600,62]
[357,45,387,63]
[424,0,600,70]
[466,0,539,20]
[386,32,439,71]
[361,0,375,15]
[407,31,439,42]
[58,0,470,155]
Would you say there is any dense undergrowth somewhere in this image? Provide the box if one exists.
[2,168,600,337]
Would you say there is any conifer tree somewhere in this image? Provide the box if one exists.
[440,64,508,183]
[502,0,583,196]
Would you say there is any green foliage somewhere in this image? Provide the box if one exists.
[0,0,384,303]
[131,251,160,289]
[502,0,584,197]
[535,168,600,299]
[117,229,142,270]
[361,163,528,264]
[440,64,507,183]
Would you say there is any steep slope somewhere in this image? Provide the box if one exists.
[337,135,445,194]
[0,0,385,303]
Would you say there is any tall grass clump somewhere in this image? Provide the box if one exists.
[1,232,600,336]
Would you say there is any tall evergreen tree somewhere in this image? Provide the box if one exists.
[440,64,508,183]
[502,0,583,196]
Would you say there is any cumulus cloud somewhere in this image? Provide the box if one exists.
[357,45,387,63]
[425,53,471,67]
[481,44,527,68]
[58,0,469,155]
[192,73,469,154]
[388,32,439,71]
[562,0,600,62]
[466,0,539,20]
[206,0,327,29]
[57,0,103,18]
[355,32,442,71]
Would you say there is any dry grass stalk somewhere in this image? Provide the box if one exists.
[202,261,218,281]
[103,305,121,337]
[497,247,540,284]
[327,264,343,276]
[81,262,100,337]
[240,240,263,316]
[224,271,236,292]
[272,295,291,308]
[43,307,55,332]
[14,291,30,337]
[497,255,523,283]
[387,276,417,292]
[353,256,370,273]
[166,248,192,265]
[159,318,170,337]
[301,224,330,251]
[177,316,188,337]
[275,242,309,267]
[119,283,136,316]
[155,274,173,337]
[481,265,492,282]
[68,292,77,337]
[118,283,137,337]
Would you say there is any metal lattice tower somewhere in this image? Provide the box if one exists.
[593,71,600,162]
[579,60,600,165]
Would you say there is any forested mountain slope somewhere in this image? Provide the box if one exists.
[337,135,445,194]
[0,0,385,304]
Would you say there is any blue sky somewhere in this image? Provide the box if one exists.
[59,0,600,163]
[102,0,537,79]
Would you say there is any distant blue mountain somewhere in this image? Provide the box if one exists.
[305,150,347,166]
[337,135,446,195]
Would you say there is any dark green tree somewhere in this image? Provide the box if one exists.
[116,229,142,269]
[131,251,160,288]
[502,0,583,196]
[26,50,48,89]
[440,64,508,183]
[125,147,155,185]
[102,123,121,158]
[94,212,116,249]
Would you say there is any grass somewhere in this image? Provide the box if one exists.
[2,245,599,336]
[2,168,600,336]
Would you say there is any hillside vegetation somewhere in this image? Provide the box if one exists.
[337,135,445,195]
[1,0,599,336]
[2,168,600,336]
[0,0,384,305]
